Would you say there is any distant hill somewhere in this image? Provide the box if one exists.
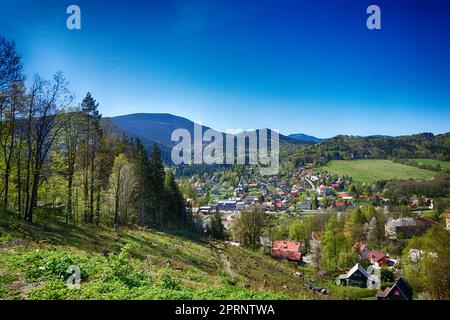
[288,132,450,166]
[288,133,324,143]
[106,113,309,161]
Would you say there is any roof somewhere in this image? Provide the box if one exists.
[389,218,415,227]
[335,201,346,207]
[376,278,413,300]
[340,263,368,279]
[354,242,367,252]
[368,250,386,263]
[272,240,301,262]
[447,213,450,219]
[415,217,438,227]
[336,192,349,199]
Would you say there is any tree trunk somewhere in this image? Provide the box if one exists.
[65,171,73,223]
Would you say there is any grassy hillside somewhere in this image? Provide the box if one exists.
[320,160,435,183]
[411,159,450,171]
[0,214,320,300]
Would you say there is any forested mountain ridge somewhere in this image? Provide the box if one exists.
[286,132,450,166]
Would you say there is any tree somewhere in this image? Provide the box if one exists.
[132,138,151,226]
[24,73,72,223]
[163,169,186,229]
[148,143,164,226]
[0,36,24,93]
[0,36,24,213]
[345,208,367,244]
[231,207,266,250]
[289,217,314,252]
[210,210,225,240]
[51,107,83,223]
[322,214,347,269]
[108,154,136,229]
[403,225,450,299]
[80,92,101,223]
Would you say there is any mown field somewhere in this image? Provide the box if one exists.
[320,160,435,183]
[411,159,450,171]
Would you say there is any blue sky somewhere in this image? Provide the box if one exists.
[1,0,449,137]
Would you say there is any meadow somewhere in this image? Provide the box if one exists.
[410,159,450,172]
[320,160,435,183]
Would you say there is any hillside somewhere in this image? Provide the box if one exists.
[0,214,321,300]
[288,133,324,143]
[289,132,450,166]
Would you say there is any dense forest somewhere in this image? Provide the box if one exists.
[0,35,191,230]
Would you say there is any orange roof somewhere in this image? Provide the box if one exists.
[272,240,301,262]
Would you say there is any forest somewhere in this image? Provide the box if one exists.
[0,35,191,231]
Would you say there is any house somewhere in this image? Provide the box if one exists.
[335,201,348,211]
[199,206,215,214]
[368,250,388,267]
[216,200,238,212]
[354,242,369,260]
[298,202,311,211]
[336,192,350,199]
[446,213,450,231]
[318,185,332,196]
[338,263,369,288]
[376,278,413,300]
[271,240,302,263]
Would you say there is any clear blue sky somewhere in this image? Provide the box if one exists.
[1,0,449,137]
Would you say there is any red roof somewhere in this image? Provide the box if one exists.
[335,201,346,207]
[368,250,387,263]
[336,192,349,199]
[447,213,450,219]
[275,202,282,208]
[354,242,367,253]
[272,240,301,262]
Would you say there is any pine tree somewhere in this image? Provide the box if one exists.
[148,143,164,226]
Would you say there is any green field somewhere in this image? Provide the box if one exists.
[411,159,450,171]
[320,160,435,183]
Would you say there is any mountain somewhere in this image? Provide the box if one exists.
[288,133,324,143]
[107,113,308,160]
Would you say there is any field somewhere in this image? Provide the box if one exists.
[411,159,450,171]
[320,160,435,183]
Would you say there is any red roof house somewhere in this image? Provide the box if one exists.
[272,240,302,262]
[368,250,388,266]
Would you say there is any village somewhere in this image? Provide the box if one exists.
[184,165,448,300]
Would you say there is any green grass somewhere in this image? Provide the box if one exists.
[320,160,435,183]
[410,158,450,171]
[0,214,319,300]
